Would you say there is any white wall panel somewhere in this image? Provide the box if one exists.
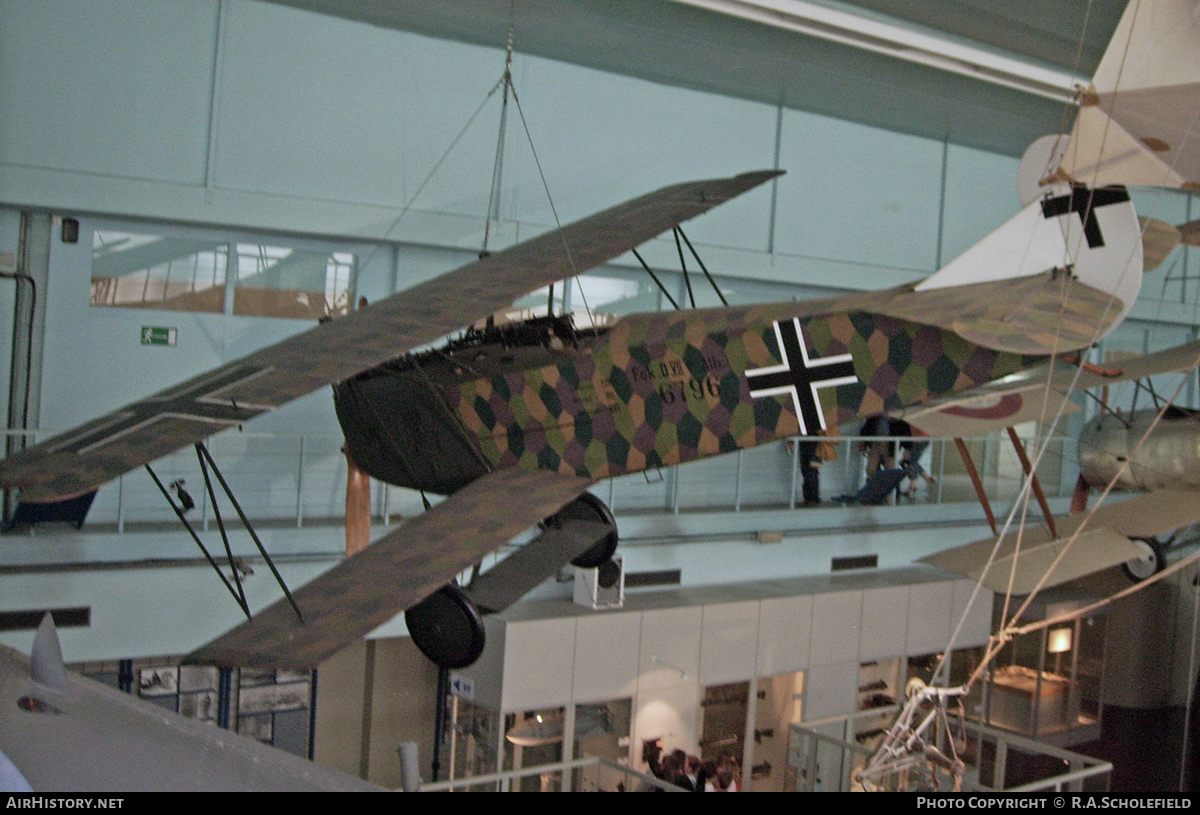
[951,579,993,648]
[0,0,217,185]
[508,57,778,251]
[803,660,858,720]
[698,600,759,685]
[637,606,702,692]
[757,594,813,676]
[859,585,909,661]
[809,590,863,666]
[939,144,1021,266]
[906,579,956,655]
[573,611,642,702]
[775,109,943,274]
[633,683,701,757]
[501,617,577,711]
[214,1,501,218]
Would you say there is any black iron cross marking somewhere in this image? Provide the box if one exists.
[50,365,277,456]
[1040,185,1131,249]
[746,318,857,435]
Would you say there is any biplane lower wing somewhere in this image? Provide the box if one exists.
[185,466,594,669]
[0,170,779,504]
[922,488,1200,594]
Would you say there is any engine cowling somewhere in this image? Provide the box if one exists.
[1078,407,1200,492]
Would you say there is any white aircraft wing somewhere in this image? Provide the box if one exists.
[922,488,1200,594]
[0,618,381,792]
[1057,0,1200,190]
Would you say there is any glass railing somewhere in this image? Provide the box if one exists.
[788,706,1111,792]
[1,429,1077,533]
[413,754,686,792]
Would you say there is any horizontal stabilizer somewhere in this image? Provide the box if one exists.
[1068,488,1200,541]
[186,467,594,669]
[1140,217,1182,271]
[924,488,1200,594]
[1,171,779,504]
[900,383,1079,437]
[1069,341,1200,392]
[911,186,1142,352]
[1180,219,1200,248]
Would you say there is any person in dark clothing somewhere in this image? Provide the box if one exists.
[859,415,895,476]
[798,439,821,507]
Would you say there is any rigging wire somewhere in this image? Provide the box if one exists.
[912,21,1200,795]
[506,74,596,329]
[934,0,1200,682]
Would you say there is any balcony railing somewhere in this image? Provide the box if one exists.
[1,429,1078,533]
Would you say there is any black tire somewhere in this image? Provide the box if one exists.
[596,557,622,589]
[1123,537,1166,582]
[404,584,486,669]
[549,493,619,569]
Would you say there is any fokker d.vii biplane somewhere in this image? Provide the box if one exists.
[0,162,1146,671]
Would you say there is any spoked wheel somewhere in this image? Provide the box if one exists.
[547,492,619,569]
[404,583,486,669]
[1123,537,1167,582]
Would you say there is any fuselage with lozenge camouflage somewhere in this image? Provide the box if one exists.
[443,302,1039,481]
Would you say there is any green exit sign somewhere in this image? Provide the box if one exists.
[141,326,177,346]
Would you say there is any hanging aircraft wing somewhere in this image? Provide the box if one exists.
[0,619,381,791]
[185,466,594,669]
[1055,0,1200,190]
[0,171,779,504]
[920,525,1145,595]
[921,487,1200,594]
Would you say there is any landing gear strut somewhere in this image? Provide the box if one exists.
[1123,536,1167,582]
[406,492,620,669]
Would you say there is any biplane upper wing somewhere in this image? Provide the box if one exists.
[0,171,779,503]
[185,466,594,669]
[1056,0,1200,190]
[921,487,1200,594]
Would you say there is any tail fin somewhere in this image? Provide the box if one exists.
[915,183,1143,344]
[31,613,68,694]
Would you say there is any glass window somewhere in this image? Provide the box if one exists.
[90,230,227,312]
[233,243,354,320]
